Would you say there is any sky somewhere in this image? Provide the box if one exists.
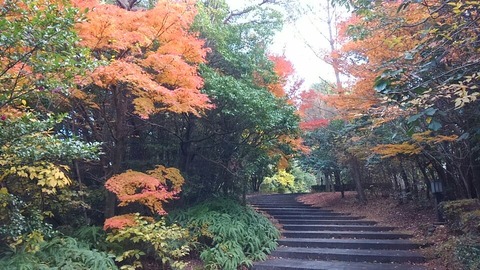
[225,0,341,89]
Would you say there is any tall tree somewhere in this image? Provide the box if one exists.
[70,0,211,217]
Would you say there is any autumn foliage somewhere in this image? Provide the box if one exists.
[105,165,184,218]
[73,0,212,118]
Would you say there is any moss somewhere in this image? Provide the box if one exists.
[438,199,480,270]
[440,199,480,235]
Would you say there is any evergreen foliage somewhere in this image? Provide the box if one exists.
[169,197,280,270]
[0,236,117,270]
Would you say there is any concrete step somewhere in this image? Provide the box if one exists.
[282,231,412,239]
[279,238,421,250]
[271,247,425,263]
[282,224,395,232]
[278,219,377,225]
[266,211,349,217]
[272,214,363,220]
[257,207,334,213]
[252,258,426,270]
[250,204,313,208]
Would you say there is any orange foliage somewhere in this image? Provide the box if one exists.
[146,165,184,193]
[372,142,423,158]
[73,0,212,118]
[329,1,429,119]
[299,89,331,130]
[373,131,459,158]
[254,55,296,98]
[103,214,137,230]
[105,167,184,215]
[412,131,458,144]
[279,135,310,154]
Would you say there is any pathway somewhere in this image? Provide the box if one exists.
[249,193,426,270]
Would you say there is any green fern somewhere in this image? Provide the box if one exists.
[0,236,117,270]
[170,197,279,270]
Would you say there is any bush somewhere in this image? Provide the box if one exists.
[0,236,117,270]
[105,214,190,270]
[169,198,280,270]
[441,199,480,235]
[438,199,480,270]
[0,192,56,252]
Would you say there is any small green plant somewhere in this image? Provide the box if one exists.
[438,199,480,270]
[441,199,480,234]
[170,197,280,270]
[70,225,113,252]
[0,236,117,270]
[105,214,190,270]
[454,239,480,270]
[0,192,56,252]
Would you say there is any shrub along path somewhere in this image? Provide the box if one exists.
[248,193,426,270]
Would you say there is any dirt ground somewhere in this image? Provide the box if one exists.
[298,191,451,270]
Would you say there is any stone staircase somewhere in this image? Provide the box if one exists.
[249,194,426,270]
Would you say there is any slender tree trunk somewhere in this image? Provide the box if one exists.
[334,169,344,198]
[416,158,431,199]
[105,85,128,218]
[349,156,366,203]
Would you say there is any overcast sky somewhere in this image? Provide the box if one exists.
[225,0,340,89]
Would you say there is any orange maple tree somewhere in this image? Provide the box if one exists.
[326,1,428,119]
[104,165,184,230]
[72,0,212,118]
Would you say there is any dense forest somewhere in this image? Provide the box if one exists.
[1,0,479,269]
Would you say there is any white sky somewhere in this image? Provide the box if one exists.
[225,0,342,89]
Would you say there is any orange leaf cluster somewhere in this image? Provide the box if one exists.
[74,0,212,118]
[372,131,459,159]
[105,167,185,215]
[329,1,429,118]
[300,119,330,131]
[254,55,296,98]
[412,131,458,144]
[103,214,137,230]
[298,89,332,130]
[372,142,422,158]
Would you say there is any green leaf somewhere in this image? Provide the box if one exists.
[424,107,438,116]
[374,80,388,92]
[407,113,423,124]
[428,120,442,131]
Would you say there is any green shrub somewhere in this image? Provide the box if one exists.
[454,238,480,270]
[69,225,115,253]
[169,197,280,270]
[105,214,190,270]
[441,199,480,235]
[0,192,56,252]
[0,236,117,270]
[438,199,480,270]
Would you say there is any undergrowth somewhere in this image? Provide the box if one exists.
[0,236,117,270]
[169,197,280,270]
[438,199,480,270]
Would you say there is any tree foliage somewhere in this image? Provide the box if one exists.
[302,0,480,201]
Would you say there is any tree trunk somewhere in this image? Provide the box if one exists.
[349,156,366,203]
[416,158,431,199]
[334,169,344,198]
[105,85,128,218]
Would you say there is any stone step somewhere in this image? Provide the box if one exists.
[257,207,334,213]
[279,238,421,250]
[283,230,412,239]
[252,258,426,270]
[278,219,377,225]
[271,247,425,263]
[282,224,395,232]
[273,214,363,220]
[250,204,313,208]
[266,211,348,216]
